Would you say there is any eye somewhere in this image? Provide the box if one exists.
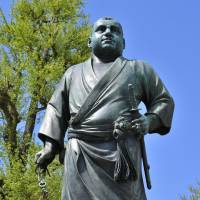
[111,26,121,34]
[95,25,106,33]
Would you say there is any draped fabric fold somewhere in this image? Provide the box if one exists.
[68,56,137,182]
[39,57,174,200]
[71,57,127,125]
[62,138,145,200]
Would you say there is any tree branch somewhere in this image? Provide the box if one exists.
[0,89,20,153]
[21,97,38,154]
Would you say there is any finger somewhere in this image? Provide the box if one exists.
[36,151,48,165]
[131,123,146,136]
[131,115,146,123]
[36,161,47,170]
[36,155,48,169]
[36,154,43,165]
[131,124,137,129]
[35,152,42,163]
[131,118,142,126]
[131,122,142,130]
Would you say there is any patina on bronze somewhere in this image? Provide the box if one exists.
[35,17,174,200]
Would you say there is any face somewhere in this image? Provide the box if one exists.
[88,19,125,61]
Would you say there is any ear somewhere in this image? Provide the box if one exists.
[123,38,125,49]
[88,37,92,48]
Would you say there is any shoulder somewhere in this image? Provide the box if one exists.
[63,59,89,79]
[63,62,83,77]
[125,58,156,75]
[130,59,153,69]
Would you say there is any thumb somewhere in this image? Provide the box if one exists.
[35,150,45,164]
[35,151,42,163]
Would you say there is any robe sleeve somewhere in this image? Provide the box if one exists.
[38,68,73,149]
[141,62,175,135]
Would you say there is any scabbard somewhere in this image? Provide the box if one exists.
[128,83,152,190]
[141,137,152,190]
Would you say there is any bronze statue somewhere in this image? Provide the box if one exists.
[35,17,174,200]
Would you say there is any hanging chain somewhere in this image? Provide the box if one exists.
[35,165,50,199]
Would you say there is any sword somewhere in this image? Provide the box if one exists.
[128,84,152,190]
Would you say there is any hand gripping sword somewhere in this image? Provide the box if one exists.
[128,84,152,190]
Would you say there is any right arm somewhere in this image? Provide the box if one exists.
[35,68,73,168]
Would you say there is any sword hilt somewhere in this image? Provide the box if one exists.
[128,84,141,113]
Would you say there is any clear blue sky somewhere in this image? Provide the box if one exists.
[1,0,200,199]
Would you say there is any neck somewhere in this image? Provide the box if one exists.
[92,53,120,64]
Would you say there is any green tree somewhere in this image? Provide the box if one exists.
[0,143,64,200]
[0,0,91,199]
[180,183,200,200]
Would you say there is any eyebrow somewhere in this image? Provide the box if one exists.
[95,24,122,32]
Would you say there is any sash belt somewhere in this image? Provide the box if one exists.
[67,125,137,182]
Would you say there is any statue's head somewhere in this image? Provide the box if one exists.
[88,17,125,62]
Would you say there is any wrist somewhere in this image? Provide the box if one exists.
[44,137,58,154]
[145,114,161,133]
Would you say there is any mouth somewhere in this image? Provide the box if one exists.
[102,38,113,44]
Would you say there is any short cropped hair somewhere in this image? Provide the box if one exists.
[94,17,123,35]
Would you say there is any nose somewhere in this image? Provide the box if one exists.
[104,27,112,36]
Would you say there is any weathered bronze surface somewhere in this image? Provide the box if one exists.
[35,17,174,200]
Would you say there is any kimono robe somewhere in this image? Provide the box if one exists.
[38,57,174,200]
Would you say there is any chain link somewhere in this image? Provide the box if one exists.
[35,165,50,199]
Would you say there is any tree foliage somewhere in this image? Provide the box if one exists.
[0,0,91,198]
[0,143,64,200]
[180,183,200,200]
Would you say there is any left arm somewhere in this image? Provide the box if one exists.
[132,62,175,135]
